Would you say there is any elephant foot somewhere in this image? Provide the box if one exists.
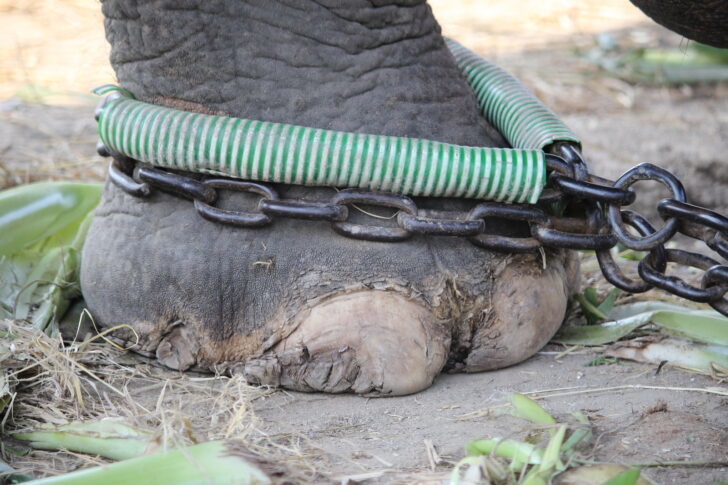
[80,182,578,396]
[243,291,450,396]
[460,250,579,373]
[244,254,576,395]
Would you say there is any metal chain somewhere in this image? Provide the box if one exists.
[99,141,728,317]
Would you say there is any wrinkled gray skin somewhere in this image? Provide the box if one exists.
[84,0,728,396]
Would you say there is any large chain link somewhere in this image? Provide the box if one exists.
[100,142,728,316]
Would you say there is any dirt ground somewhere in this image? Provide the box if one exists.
[255,347,728,484]
[1,1,727,484]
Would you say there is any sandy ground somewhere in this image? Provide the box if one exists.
[1,1,727,484]
[255,347,728,484]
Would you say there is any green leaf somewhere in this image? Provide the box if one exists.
[554,317,645,346]
[1,231,84,334]
[575,288,621,325]
[553,302,728,346]
[511,393,556,426]
[560,412,592,457]
[584,357,619,367]
[596,289,620,316]
[650,311,728,346]
[15,440,270,485]
[602,468,641,485]
[0,184,99,334]
[521,471,548,485]
[0,183,101,257]
[13,418,155,461]
[607,43,728,84]
[538,425,566,473]
[466,438,543,469]
[574,293,609,325]
[584,288,599,306]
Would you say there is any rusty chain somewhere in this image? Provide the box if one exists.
[99,141,728,316]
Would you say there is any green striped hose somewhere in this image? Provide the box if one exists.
[445,39,580,151]
[95,39,579,204]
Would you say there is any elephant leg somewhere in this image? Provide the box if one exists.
[83,0,577,395]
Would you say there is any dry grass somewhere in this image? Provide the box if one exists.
[0,319,325,482]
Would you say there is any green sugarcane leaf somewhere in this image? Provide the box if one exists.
[583,288,599,306]
[0,250,36,319]
[18,440,270,485]
[574,293,609,325]
[521,470,548,485]
[650,312,728,346]
[617,44,728,84]
[561,412,592,457]
[14,418,155,461]
[584,356,619,367]
[1,205,95,334]
[466,438,543,469]
[13,247,67,320]
[553,302,728,346]
[607,301,716,319]
[0,183,101,257]
[511,393,556,426]
[553,317,646,346]
[596,289,620,316]
[538,424,566,473]
[602,468,641,485]
[7,244,80,334]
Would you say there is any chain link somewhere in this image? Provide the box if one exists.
[101,142,728,317]
[595,211,667,294]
